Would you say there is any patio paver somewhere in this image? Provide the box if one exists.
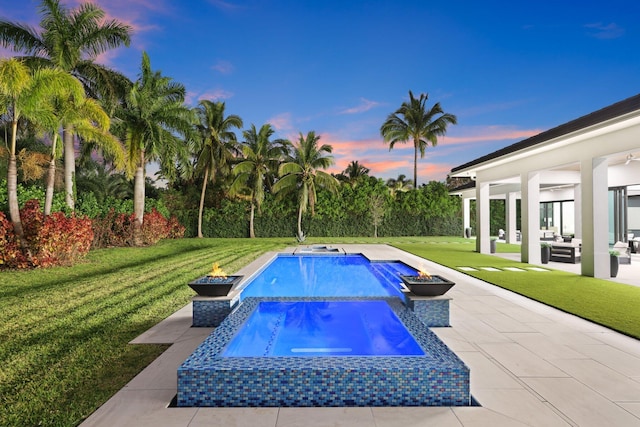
[80,244,640,427]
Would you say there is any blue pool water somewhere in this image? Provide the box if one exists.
[222,300,425,357]
[239,254,417,299]
[178,253,472,407]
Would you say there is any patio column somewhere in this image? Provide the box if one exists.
[476,180,490,253]
[506,192,518,244]
[521,171,540,264]
[580,157,609,278]
[574,183,582,239]
[463,197,471,237]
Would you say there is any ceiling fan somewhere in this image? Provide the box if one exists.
[625,154,640,165]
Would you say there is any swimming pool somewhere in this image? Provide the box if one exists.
[238,254,416,299]
[221,300,425,357]
[178,297,470,407]
[179,251,471,407]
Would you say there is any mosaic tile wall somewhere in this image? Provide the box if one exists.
[178,297,470,407]
[192,299,232,327]
[408,297,450,327]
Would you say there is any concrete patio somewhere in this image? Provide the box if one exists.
[80,245,640,427]
[494,248,640,288]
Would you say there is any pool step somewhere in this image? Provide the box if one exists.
[368,262,409,296]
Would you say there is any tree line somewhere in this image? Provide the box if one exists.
[0,0,459,248]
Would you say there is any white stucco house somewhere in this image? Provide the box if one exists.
[448,94,640,279]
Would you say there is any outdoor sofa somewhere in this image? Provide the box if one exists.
[550,239,581,263]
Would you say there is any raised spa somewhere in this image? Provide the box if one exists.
[222,300,425,357]
[177,297,470,407]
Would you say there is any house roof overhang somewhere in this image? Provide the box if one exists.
[449,93,640,180]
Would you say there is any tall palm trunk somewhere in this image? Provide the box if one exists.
[249,202,256,238]
[7,156,24,239]
[7,118,26,248]
[44,134,59,216]
[197,168,209,238]
[413,138,419,188]
[63,126,75,210]
[133,149,145,245]
[297,203,303,239]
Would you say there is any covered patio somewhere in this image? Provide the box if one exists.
[449,94,640,279]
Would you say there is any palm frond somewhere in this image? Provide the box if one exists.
[278,161,302,176]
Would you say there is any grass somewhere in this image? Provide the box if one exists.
[1,236,638,426]
[0,238,290,427]
[392,239,640,340]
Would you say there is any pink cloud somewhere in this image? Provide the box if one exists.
[185,91,198,106]
[183,89,234,106]
[268,113,294,132]
[340,98,381,114]
[211,60,234,75]
[442,126,542,145]
[320,133,412,177]
[318,131,468,183]
[71,0,167,34]
[94,49,123,67]
[364,160,410,176]
[418,163,454,182]
[198,89,235,101]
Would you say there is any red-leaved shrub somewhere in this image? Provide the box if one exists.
[90,208,185,248]
[1,200,185,269]
[0,212,30,269]
[0,200,94,269]
[90,209,135,248]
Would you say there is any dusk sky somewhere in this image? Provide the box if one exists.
[2,0,640,184]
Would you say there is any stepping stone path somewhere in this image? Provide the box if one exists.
[457,266,550,272]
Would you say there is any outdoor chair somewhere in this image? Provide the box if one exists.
[613,241,631,264]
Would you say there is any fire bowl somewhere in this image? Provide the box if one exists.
[188,275,243,297]
[400,275,455,296]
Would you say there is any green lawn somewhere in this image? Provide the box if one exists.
[392,238,640,340]
[1,236,638,426]
[0,238,290,427]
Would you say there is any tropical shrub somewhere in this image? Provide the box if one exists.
[0,211,29,269]
[90,209,135,248]
[139,209,183,245]
[90,208,185,248]
[0,200,93,269]
[0,180,69,214]
[174,181,463,238]
[75,193,171,219]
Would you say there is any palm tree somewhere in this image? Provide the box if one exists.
[114,52,193,241]
[43,88,122,215]
[0,57,77,243]
[386,174,413,198]
[0,0,132,210]
[193,100,242,238]
[76,159,132,204]
[341,160,370,187]
[380,91,457,187]
[230,124,289,238]
[273,131,338,240]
